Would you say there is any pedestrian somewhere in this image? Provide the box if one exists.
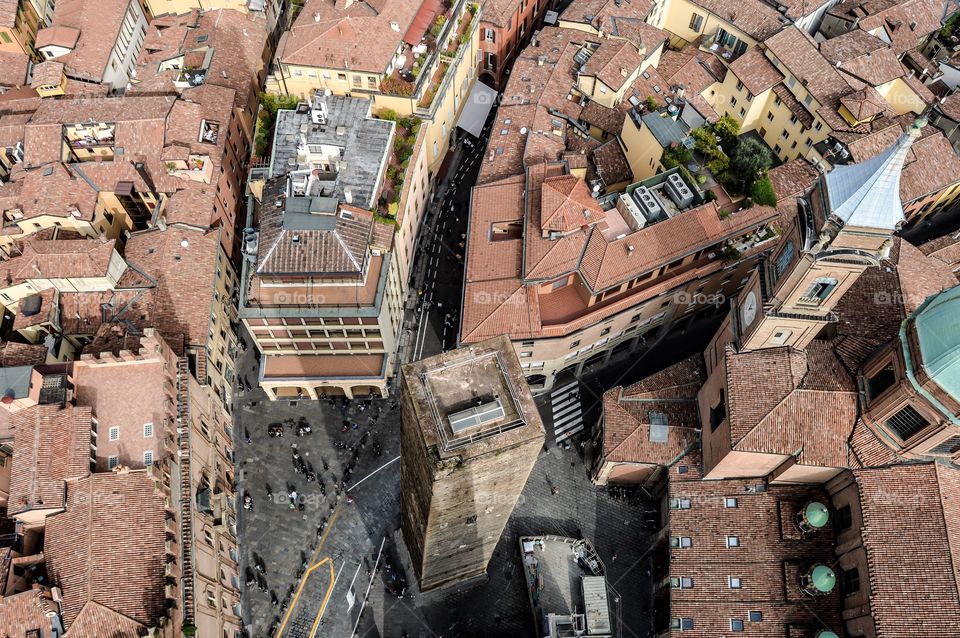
[551,486,559,496]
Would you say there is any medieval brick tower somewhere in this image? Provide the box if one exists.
[399,335,545,591]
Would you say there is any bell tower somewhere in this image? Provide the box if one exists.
[734,116,926,351]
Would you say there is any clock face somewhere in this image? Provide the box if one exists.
[741,291,757,326]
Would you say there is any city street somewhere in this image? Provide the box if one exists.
[405,110,495,363]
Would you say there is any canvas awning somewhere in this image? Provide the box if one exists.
[404,0,444,46]
[456,80,496,138]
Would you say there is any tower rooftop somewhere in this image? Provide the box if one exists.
[824,116,924,232]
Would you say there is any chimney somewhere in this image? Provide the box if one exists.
[344,189,353,204]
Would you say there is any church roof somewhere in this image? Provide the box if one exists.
[825,116,924,231]
[910,284,960,403]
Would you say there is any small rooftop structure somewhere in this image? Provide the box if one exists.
[519,536,613,638]
[269,94,394,210]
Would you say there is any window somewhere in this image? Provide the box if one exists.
[781,130,789,140]
[367,76,377,89]
[836,504,852,532]
[521,340,535,347]
[109,427,120,441]
[486,52,497,71]
[143,422,154,438]
[730,96,737,107]
[739,107,746,117]
[710,390,726,431]
[484,27,495,42]
[352,75,362,87]
[144,451,154,466]
[805,137,813,148]
[0,32,11,44]
[815,120,823,131]
[774,144,782,155]
[730,619,744,632]
[724,497,737,508]
[600,327,611,336]
[803,277,837,302]
[766,112,774,122]
[841,567,860,596]
[728,576,742,588]
[337,73,346,81]
[929,435,960,456]
[108,455,119,470]
[671,577,694,588]
[569,340,580,349]
[748,611,762,622]
[736,81,744,91]
[885,404,929,441]
[789,114,798,124]
[520,351,532,358]
[746,91,753,101]
[726,536,740,548]
[866,365,896,403]
[775,241,795,278]
[669,498,692,510]
[671,618,694,631]
[689,13,703,30]
[670,536,693,548]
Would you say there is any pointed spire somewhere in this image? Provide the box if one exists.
[824,115,926,232]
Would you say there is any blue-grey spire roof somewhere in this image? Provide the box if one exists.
[824,117,925,232]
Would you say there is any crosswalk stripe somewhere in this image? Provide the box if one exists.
[554,403,580,421]
[554,380,578,394]
[550,380,584,442]
[555,419,583,436]
[556,425,584,442]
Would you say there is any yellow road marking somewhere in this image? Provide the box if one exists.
[308,559,337,636]
[274,505,342,638]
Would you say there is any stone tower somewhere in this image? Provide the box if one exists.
[399,335,545,592]
[735,117,926,351]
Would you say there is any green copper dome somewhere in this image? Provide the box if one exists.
[911,286,960,404]
[816,632,839,638]
[812,565,836,592]
[805,502,830,528]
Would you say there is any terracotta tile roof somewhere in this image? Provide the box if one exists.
[771,82,815,128]
[579,201,778,291]
[278,0,421,74]
[64,600,149,638]
[839,86,889,121]
[461,279,541,342]
[849,0,943,55]
[45,470,167,630]
[918,231,960,274]
[847,416,903,467]
[767,158,818,203]
[30,61,65,90]
[8,404,92,515]
[1,238,117,281]
[0,50,29,88]
[766,27,851,122]
[0,0,16,27]
[579,100,625,135]
[465,174,525,284]
[0,587,58,637]
[0,341,48,367]
[12,287,57,331]
[1,163,100,222]
[581,39,644,92]
[853,462,960,636]
[38,0,132,82]
[728,47,782,95]
[540,173,605,233]
[656,49,722,95]
[687,0,786,40]
[667,478,843,637]
[820,29,904,86]
[723,341,858,467]
[522,164,591,281]
[559,0,654,27]
[592,138,632,186]
[136,8,269,111]
[601,356,705,469]
[256,201,374,276]
[120,224,218,351]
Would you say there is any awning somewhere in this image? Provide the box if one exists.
[456,80,496,138]
[404,0,443,46]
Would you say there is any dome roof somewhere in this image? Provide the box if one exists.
[911,285,960,402]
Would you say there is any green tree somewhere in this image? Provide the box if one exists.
[751,175,778,206]
[712,114,740,154]
[730,138,772,191]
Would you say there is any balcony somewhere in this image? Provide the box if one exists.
[166,154,213,184]
[700,29,748,63]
